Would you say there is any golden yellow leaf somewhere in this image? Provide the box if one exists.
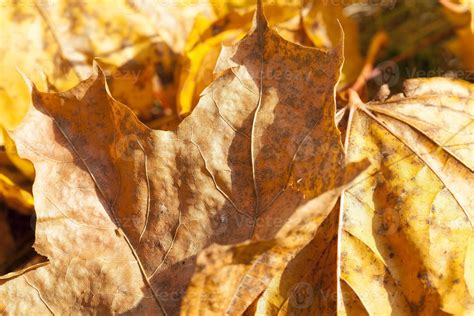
[0,3,79,131]
[441,0,474,31]
[339,280,369,316]
[0,173,34,217]
[128,0,215,53]
[447,26,474,71]
[0,4,346,314]
[339,78,474,314]
[177,12,248,115]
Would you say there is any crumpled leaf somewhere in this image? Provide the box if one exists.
[0,4,346,314]
[181,162,368,315]
[339,78,474,314]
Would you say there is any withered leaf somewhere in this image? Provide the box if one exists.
[221,78,473,315]
[339,78,474,314]
[181,162,368,315]
[1,4,345,314]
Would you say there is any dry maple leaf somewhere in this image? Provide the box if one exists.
[247,203,343,315]
[252,79,474,315]
[180,80,474,315]
[0,0,182,214]
[181,162,368,315]
[0,0,202,225]
[0,4,348,314]
[338,78,474,315]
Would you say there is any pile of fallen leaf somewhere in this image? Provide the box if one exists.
[0,0,473,314]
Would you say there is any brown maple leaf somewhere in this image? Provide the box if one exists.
[0,4,348,314]
[181,162,367,315]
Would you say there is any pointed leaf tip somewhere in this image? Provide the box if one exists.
[91,59,106,80]
[253,0,268,31]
